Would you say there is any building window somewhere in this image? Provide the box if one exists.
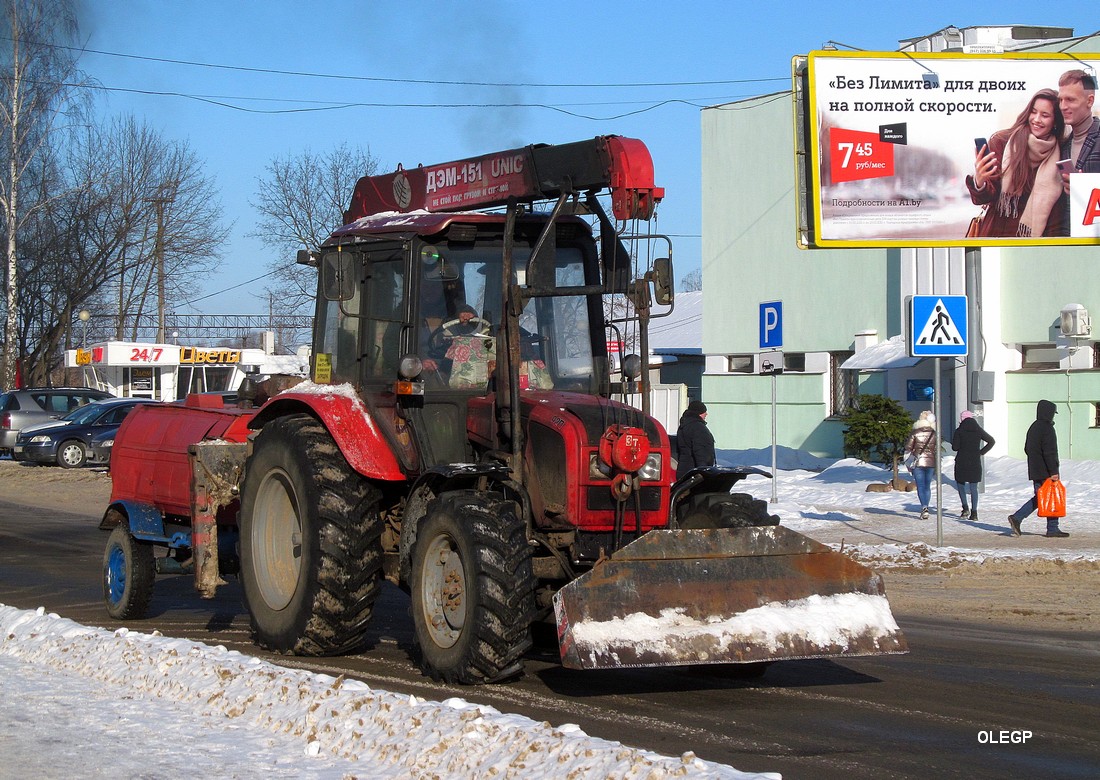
[727,354,755,373]
[783,353,806,372]
[1093,342,1100,369]
[830,352,857,417]
[1094,402,1100,428]
[1021,344,1059,371]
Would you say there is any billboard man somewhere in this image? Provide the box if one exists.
[1058,69,1100,178]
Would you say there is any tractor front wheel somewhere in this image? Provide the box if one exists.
[411,490,536,684]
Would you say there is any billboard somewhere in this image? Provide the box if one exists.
[800,51,1100,248]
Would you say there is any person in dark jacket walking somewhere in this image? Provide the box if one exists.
[1007,399,1068,537]
[952,410,995,521]
[675,400,715,479]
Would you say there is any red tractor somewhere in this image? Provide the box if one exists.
[102,137,906,683]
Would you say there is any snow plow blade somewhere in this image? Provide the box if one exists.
[553,525,907,670]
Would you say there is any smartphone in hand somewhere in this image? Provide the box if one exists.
[1056,158,1074,175]
[974,137,988,152]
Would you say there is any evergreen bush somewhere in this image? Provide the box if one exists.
[842,394,914,482]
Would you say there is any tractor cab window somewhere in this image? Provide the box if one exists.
[411,240,599,393]
[362,252,406,381]
[314,250,364,385]
[527,256,597,393]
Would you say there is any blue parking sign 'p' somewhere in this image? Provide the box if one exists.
[760,301,783,350]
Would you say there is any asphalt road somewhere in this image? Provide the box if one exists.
[2,498,1098,779]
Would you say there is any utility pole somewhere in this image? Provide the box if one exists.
[145,182,177,344]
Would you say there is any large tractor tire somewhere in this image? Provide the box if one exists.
[411,490,536,684]
[239,414,383,656]
[677,491,779,529]
[103,520,155,620]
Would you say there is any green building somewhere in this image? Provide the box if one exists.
[700,25,1100,460]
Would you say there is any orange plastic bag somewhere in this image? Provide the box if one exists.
[1037,478,1066,518]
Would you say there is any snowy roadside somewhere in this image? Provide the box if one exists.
[0,605,776,780]
[721,450,1100,568]
[2,452,1098,777]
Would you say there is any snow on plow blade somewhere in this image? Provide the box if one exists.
[553,525,908,670]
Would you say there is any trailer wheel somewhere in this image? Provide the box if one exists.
[103,521,155,619]
[239,413,383,656]
[411,490,536,684]
[677,491,779,529]
[57,439,87,469]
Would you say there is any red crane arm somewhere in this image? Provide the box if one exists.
[343,136,663,224]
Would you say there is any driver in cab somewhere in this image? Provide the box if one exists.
[418,246,492,386]
[418,245,462,375]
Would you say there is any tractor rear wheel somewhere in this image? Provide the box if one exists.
[677,491,779,529]
[103,520,155,619]
[239,413,383,655]
[411,490,536,684]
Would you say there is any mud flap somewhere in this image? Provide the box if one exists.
[189,441,247,599]
[553,525,908,670]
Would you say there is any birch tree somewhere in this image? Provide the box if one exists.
[0,0,83,387]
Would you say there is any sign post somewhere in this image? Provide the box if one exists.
[909,295,968,545]
[760,302,783,503]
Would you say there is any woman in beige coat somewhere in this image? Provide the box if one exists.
[904,414,937,520]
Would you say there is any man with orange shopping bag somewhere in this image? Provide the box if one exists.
[1008,399,1069,538]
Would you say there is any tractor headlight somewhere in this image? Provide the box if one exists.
[589,453,611,480]
[621,353,643,380]
[638,453,662,481]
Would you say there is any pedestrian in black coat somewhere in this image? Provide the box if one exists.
[952,410,995,521]
[1008,399,1067,537]
[675,400,715,479]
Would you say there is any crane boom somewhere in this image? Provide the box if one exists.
[343,135,664,224]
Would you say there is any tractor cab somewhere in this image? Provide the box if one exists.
[312,213,609,473]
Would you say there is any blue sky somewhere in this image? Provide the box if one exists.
[77,1,1097,316]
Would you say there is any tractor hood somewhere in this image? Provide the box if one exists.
[466,391,668,451]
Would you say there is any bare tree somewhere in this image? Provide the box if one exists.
[0,0,84,387]
[16,116,229,384]
[250,144,380,314]
[681,268,702,292]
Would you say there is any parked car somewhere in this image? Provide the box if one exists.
[86,426,122,468]
[12,397,159,468]
[0,387,114,455]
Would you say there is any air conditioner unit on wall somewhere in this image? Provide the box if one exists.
[1059,304,1091,339]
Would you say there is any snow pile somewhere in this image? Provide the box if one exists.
[570,593,900,662]
[0,605,776,780]
[836,541,1100,569]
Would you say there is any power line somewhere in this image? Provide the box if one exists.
[11,36,790,119]
[177,272,273,306]
[16,36,788,90]
[67,80,767,120]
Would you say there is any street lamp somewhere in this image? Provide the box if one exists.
[78,309,91,348]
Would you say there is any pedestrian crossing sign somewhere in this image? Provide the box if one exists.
[910,295,968,357]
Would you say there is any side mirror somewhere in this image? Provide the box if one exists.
[296,249,320,267]
[321,251,355,301]
[652,257,673,306]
